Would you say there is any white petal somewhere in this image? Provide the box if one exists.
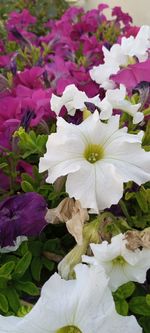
[66,162,98,211]
[0,264,142,333]
[50,94,63,115]
[94,161,124,210]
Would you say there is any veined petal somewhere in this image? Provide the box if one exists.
[66,162,98,211]
[0,264,142,333]
[94,162,124,210]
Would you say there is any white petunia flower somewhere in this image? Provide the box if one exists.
[0,236,27,253]
[50,84,101,116]
[99,84,143,124]
[90,25,150,88]
[83,233,150,291]
[0,264,142,333]
[39,111,150,212]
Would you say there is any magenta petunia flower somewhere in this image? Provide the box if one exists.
[112,6,132,25]
[6,9,36,30]
[14,67,45,89]
[111,59,150,91]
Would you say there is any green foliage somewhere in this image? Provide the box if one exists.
[0,235,66,315]
[13,251,32,279]
[113,282,135,316]
[139,317,150,333]
[15,128,48,159]
[129,296,150,316]
[118,181,150,230]
[0,294,8,313]
[0,0,68,22]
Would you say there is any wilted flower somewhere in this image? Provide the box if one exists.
[39,111,150,212]
[83,233,150,291]
[125,228,150,250]
[0,264,142,333]
[0,192,47,249]
[46,197,89,245]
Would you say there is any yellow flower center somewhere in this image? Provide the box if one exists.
[84,144,104,164]
[121,56,136,69]
[56,326,82,333]
[112,255,126,265]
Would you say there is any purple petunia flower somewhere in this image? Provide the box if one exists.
[0,192,47,248]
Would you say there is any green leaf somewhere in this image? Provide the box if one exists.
[0,261,15,278]
[0,293,8,313]
[135,187,149,213]
[31,257,43,281]
[129,296,150,316]
[17,129,48,158]
[17,304,32,317]
[28,241,43,257]
[13,251,32,278]
[146,295,150,306]
[115,297,128,316]
[125,191,135,201]
[15,281,39,296]
[21,181,34,192]
[139,317,150,333]
[4,288,20,313]
[42,257,55,271]
[116,282,135,299]
[0,162,8,169]
[43,238,62,253]
[0,277,8,289]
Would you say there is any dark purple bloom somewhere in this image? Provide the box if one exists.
[0,192,47,247]
[20,108,36,131]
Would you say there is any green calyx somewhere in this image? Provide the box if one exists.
[56,326,82,333]
[84,144,104,164]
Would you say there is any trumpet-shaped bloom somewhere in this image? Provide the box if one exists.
[0,192,47,248]
[90,25,150,89]
[99,84,142,123]
[83,233,150,291]
[39,111,150,212]
[0,264,142,333]
[50,84,101,116]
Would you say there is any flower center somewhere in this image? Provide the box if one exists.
[56,326,82,333]
[84,144,104,164]
[121,56,136,69]
[112,255,126,265]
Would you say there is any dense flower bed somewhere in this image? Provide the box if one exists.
[0,2,150,332]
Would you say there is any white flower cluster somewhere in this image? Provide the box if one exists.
[90,25,150,89]
[1,25,150,333]
[51,83,142,124]
[0,263,142,333]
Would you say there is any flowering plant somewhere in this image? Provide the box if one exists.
[0,2,150,333]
